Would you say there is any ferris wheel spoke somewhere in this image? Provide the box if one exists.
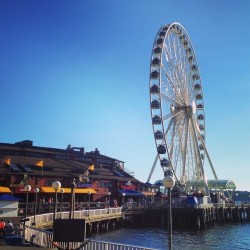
[161,65,185,105]
[188,79,196,103]
[163,40,186,105]
[170,117,187,178]
[180,50,191,104]
[161,91,184,107]
[162,109,184,122]
[174,122,186,179]
[168,32,189,105]
[178,41,193,105]
[167,112,185,159]
[163,41,183,90]
[173,140,181,173]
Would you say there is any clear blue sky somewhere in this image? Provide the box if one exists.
[1,0,250,191]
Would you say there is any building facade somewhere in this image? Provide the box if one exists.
[0,140,147,205]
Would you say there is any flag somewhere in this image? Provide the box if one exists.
[88,165,94,171]
[35,160,44,167]
[4,158,11,165]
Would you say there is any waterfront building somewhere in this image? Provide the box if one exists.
[0,140,150,206]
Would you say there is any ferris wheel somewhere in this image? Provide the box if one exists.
[148,22,217,190]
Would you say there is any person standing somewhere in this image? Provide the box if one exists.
[0,219,5,236]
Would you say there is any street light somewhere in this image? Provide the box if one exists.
[88,191,91,216]
[32,187,39,226]
[52,181,61,222]
[22,184,31,245]
[60,189,64,218]
[163,171,175,250]
[69,179,76,219]
[122,192,125,204]
[108,192,111,213]
[235,193,239,206]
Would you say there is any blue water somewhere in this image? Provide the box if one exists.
[92,224,250,249]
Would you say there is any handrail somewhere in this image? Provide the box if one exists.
[24,213,157,250]
[22,207,122,229]
[26,227,157,250]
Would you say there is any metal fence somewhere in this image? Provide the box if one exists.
[24,208,157,250]
[27,229,157,250]
[24,207,122,226]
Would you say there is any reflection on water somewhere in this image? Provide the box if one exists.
[92,224,250,250]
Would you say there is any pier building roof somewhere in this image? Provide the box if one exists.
[185,179,236,190]
[0,140,144,197]
[154,179,236,191]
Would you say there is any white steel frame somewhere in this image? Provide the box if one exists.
[149,22,217,192]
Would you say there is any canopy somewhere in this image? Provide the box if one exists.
[0,186,11,193]
[75,188,96,194]
[154,179,236,191]
[40,187,96,194]
[118,189,144,197]
[185,179,236,190]
[208,180,236,190]
[0,194,21,201]
[141,191,156,196]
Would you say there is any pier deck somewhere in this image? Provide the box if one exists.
[123,203,250,228]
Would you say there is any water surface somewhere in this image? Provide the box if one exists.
[92,224,250,249]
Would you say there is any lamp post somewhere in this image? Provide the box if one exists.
[52,181,61,223]
[60,189,64,218]
[22,184,31,245]
[235,193,239,206]
[88,191,91,216]
[122,193,125,204]
[108,192,111,213]
[163,171,175,250]
[32,187,39,226]
[69,179,76,219]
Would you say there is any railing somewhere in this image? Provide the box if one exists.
[24,207,122,227]
[23,207,156,250]
[18,201,107,216]
[26,227,157,250]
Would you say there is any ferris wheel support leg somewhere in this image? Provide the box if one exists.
[194,124,218,180]
[190,117,209,195]
[181,114,190,180]
[201,142,218,180]
[147,154,158,183]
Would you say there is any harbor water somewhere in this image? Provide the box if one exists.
[92,223,250,250]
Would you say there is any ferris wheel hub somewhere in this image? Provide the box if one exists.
[192,101,196,114]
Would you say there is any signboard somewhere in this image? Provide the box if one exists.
[120,185,137,190]
[53,219,85,242]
